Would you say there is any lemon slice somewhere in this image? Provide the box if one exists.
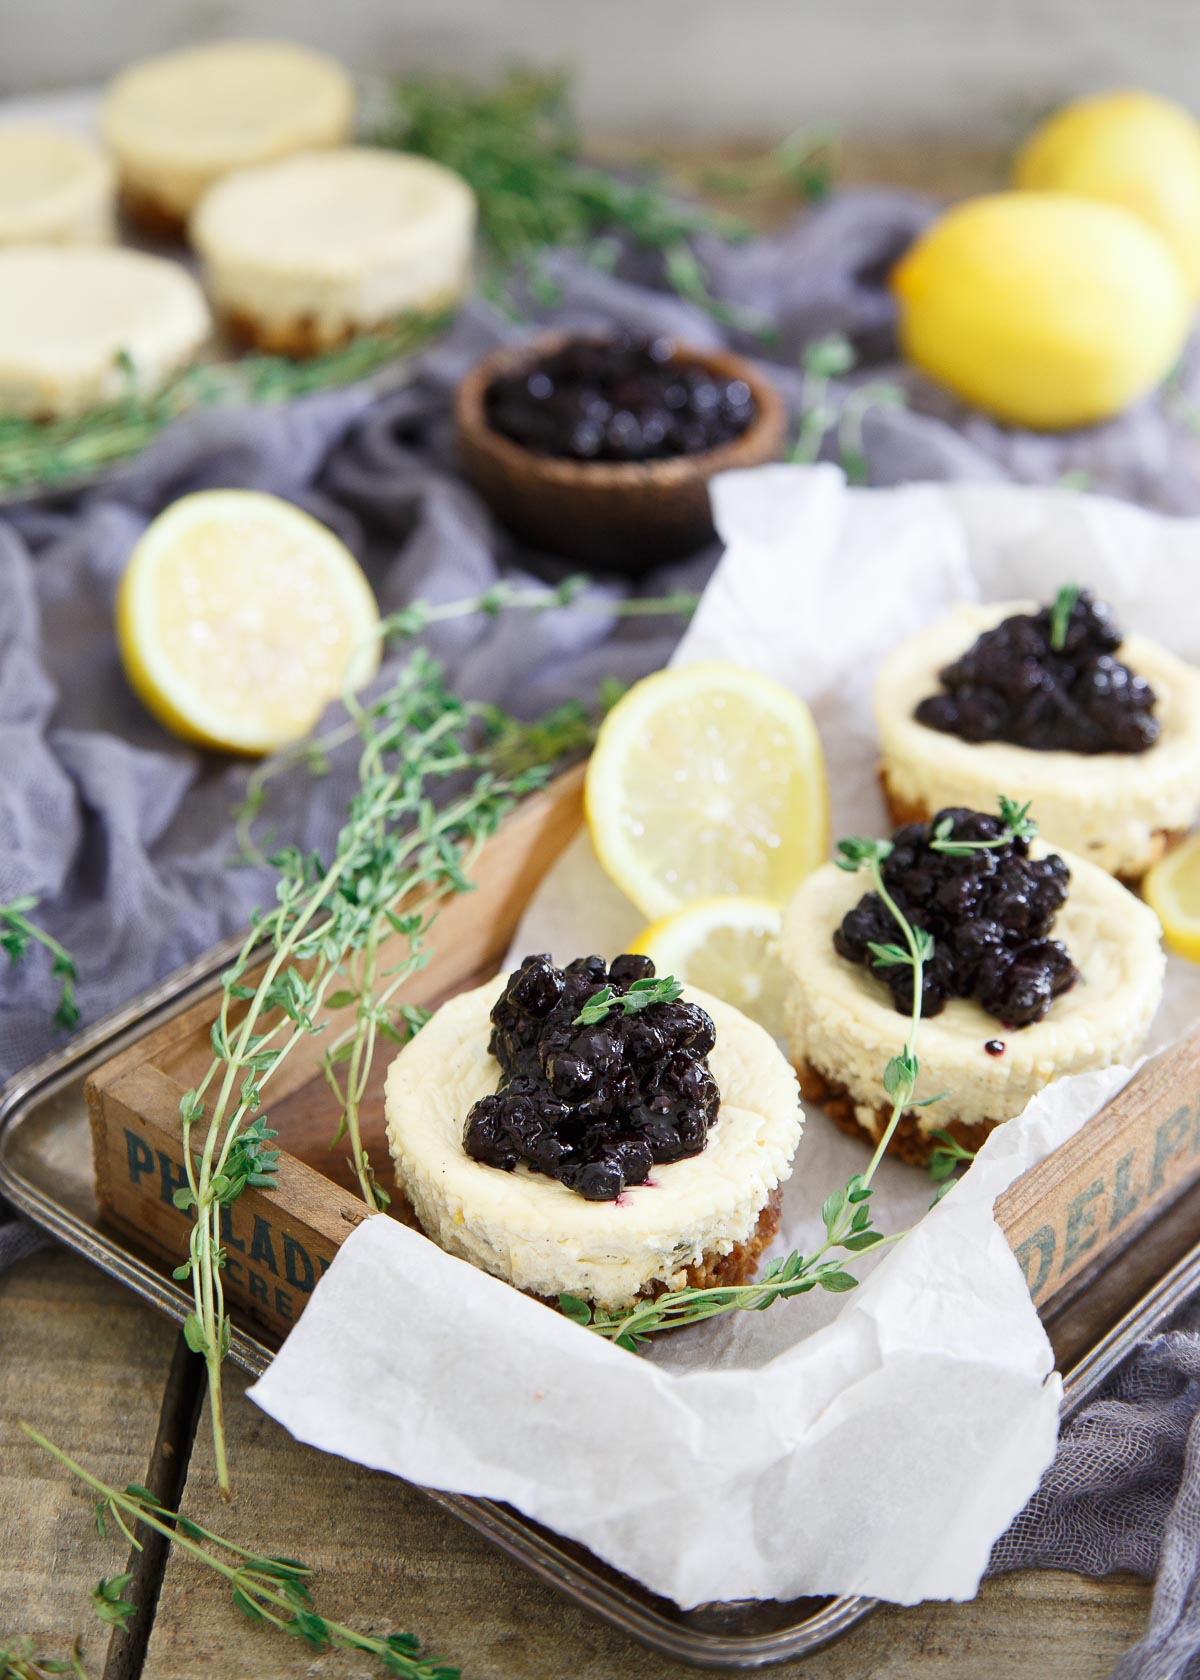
[633,896,789,1039]
[1143,834,1200,961]
[585,661,828,920]
[117,489,381,755]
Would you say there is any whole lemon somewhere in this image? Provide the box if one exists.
[1015,90,1200,297]
[892,191,1191,430]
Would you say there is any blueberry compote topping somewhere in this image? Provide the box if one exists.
[834,809,1079,1028]
[463,954,720,1201]
[484,334,757,463]
[915,591,1159,754]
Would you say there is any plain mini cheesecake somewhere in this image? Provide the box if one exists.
[782,806,1164,1164]
[876,592,1200,881]
[0,127,115,246]
[191,147,476,355]
[0,246,209,420]
[99,40,355,232]
[385,954,803,1310]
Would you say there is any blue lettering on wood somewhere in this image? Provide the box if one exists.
[249,1217,278,1276]
[1063,1179,1105,1268]
[125,1130,154,1187]
[1014,1225,1056,1299]
[283,1233,315,1292]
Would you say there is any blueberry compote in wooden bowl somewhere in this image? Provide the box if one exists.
[454,331,786,572]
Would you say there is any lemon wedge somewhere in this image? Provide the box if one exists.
[585,661,828,920]
[117,489,381,755]
[633,896,788,1039]
[1143,834,1200,961]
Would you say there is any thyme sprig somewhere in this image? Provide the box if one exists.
[182,580,695,1495]
[569,827,936,1348]
[0,315,444,499]
[928,1129,977,1184]
[788,332,908,482]
[1049,583,1082,652]
[929,795,1037,856]
[21,1426,458,1679]
[573,975,683,1026]
[0,1640,87,1679]
[367,68,749,320]
[0,896,79,1030]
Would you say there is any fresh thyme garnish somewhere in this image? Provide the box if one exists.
[1049,584,1082,652]
[928,1129,977,1184]
[366,68,775,331]
[0,315,445,499]
[573,975,683,1026]
[21,1425,458,1678]
[788,331,908,481]
[568,827,939,1349]
[929,795,1038,856]
[0,896,79,1030]
[180,579,695,1495]
[0,1639,87,1679]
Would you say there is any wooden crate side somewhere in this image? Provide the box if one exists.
[996,1028,1200,1306]
[91,1058,371,1341]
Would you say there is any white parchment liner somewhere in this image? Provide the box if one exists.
[251,467,1200,1607]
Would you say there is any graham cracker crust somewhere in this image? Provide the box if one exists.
[120,186,190,243]
[219,286,463,358]
[878,766,1180,886]
[795,1058,998,1167]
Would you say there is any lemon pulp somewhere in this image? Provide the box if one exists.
[117,489,380,755]
[585,661,829,921]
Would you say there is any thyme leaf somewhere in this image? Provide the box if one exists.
[1049,583,1082,652]
[22,1426,458,1680]
[573,975,684,1026]
[929,795,1038,856]
[0,896,79,1030]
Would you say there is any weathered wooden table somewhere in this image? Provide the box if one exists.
[0,1248,1152,1676]
[0,135,1160,1676]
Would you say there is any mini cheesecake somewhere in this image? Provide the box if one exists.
[0,127,115,246]
[782,820,1164,1165]
[0,246,209,420]
[385,961,802,1310]
[877,598,1200,881]
[100,40,355,233]
[191,147,476,354]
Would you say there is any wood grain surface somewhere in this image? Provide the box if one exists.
[142,1372,1151,1680]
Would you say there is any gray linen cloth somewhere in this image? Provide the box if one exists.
[3,189,1200,1671]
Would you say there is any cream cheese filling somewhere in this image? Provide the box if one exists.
[782,844,1164,1137]
[384,979,803,1309]
[0,247,209,419]
[100,40,355,218]
[192,148,476,338]
[0,128,114,245]
[875,601,1200,877]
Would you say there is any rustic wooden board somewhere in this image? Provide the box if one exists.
[0,1249,191,1676]
[140,1372,1150,1680]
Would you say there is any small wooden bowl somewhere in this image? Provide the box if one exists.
[454,333,787,573]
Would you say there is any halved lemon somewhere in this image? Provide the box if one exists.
[633,896,789,1039]
[585,661,828,920]
[117,489,381,756]
[1143,833,1200,961]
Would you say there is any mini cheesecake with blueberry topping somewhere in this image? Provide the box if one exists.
[875,590,1200,881]
[384,954,803,1309]
[782,806,1164,1164]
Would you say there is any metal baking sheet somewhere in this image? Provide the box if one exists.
[4,946,1199,1670]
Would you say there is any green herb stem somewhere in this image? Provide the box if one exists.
[21,1426,458,1679]
[0,896,79,1030]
